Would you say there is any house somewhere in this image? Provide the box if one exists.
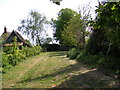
[1,26,31,47]
[1,26,11,40]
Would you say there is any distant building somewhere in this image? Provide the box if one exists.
[1,26,31,47]
[1,26,11,40]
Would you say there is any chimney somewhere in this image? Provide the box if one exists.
[4,26,7,33]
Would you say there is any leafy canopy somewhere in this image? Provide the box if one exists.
[51,8,77,44]
[18,10,49,45]
[88,1,120,56]
[61,13,88,49]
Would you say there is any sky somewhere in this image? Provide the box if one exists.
[0,0,99,40]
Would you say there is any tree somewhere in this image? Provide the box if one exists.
[18,10,49,46]
[87,1,120,56]
[97,2,120,56]
[77,4,92,49]
[61,4,92,49]
[51,8,77,44]
[62,14,88,49]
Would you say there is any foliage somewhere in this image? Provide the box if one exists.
[22,46,42,57]
[6,37,24,66]
[86,29,108,55]
[2,52,10,69]
[66,48,120,77]
[2,37,42,73]
[88,2,120,56]
[67,48,80,59]
[61,5,92,49]
[66,2,120,79]
[51,8,77,44]
[62,14,88,49]
[77,52,120,75]
[18,10,49,45]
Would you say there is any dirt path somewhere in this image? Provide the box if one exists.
[2,52,120,88]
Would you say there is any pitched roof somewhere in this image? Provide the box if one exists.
[1,26,11,40]
[4,30,31,47]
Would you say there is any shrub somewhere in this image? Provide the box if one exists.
[76,51,120,75]
[21,46,42,57]
[2,52,12,73]
[2,37,42,73]
[67,48,80,59]
[2,45,42,73]
[2,52,9,67]
[77,54,98,66]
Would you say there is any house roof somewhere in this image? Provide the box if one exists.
[1,32,11,40]
[4,30,31,47]
[1,26,11,40]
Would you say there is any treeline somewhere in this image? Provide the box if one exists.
[2,37,42,73]
[51,2,120,78]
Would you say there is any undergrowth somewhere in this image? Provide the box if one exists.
[67,48,120,79]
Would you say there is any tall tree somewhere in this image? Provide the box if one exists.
[87,1,120,56]
[77,4,92,48]
[51,8,77,44]
[61,4,92,49]
[62,14,89,49]
[18,10,49,45]
[97,2,120,56]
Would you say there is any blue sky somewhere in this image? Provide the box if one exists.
[0,0,98,39]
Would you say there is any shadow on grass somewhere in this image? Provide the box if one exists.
[16,60,119,88]
[16,52,119,88]
[17,62,82,83]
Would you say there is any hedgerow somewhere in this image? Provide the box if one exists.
[2,37,42,73]
[2,45,42,73]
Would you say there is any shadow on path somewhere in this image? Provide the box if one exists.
[53,70,119,88]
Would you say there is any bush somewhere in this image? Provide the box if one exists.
[21,46,42,57]
[77,54,99,66]
[2,37,42,73]
[2,45,42,73]
[76,51,120,75]
[2,52,12,73]
[2,52,9,67]
[67,48,80,59]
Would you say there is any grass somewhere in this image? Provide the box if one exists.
[2,51,119,88]
[67,48,120,76]
[77,53,120,75]
[3,51,72,88]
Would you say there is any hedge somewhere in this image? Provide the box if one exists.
[2,45,42,73]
